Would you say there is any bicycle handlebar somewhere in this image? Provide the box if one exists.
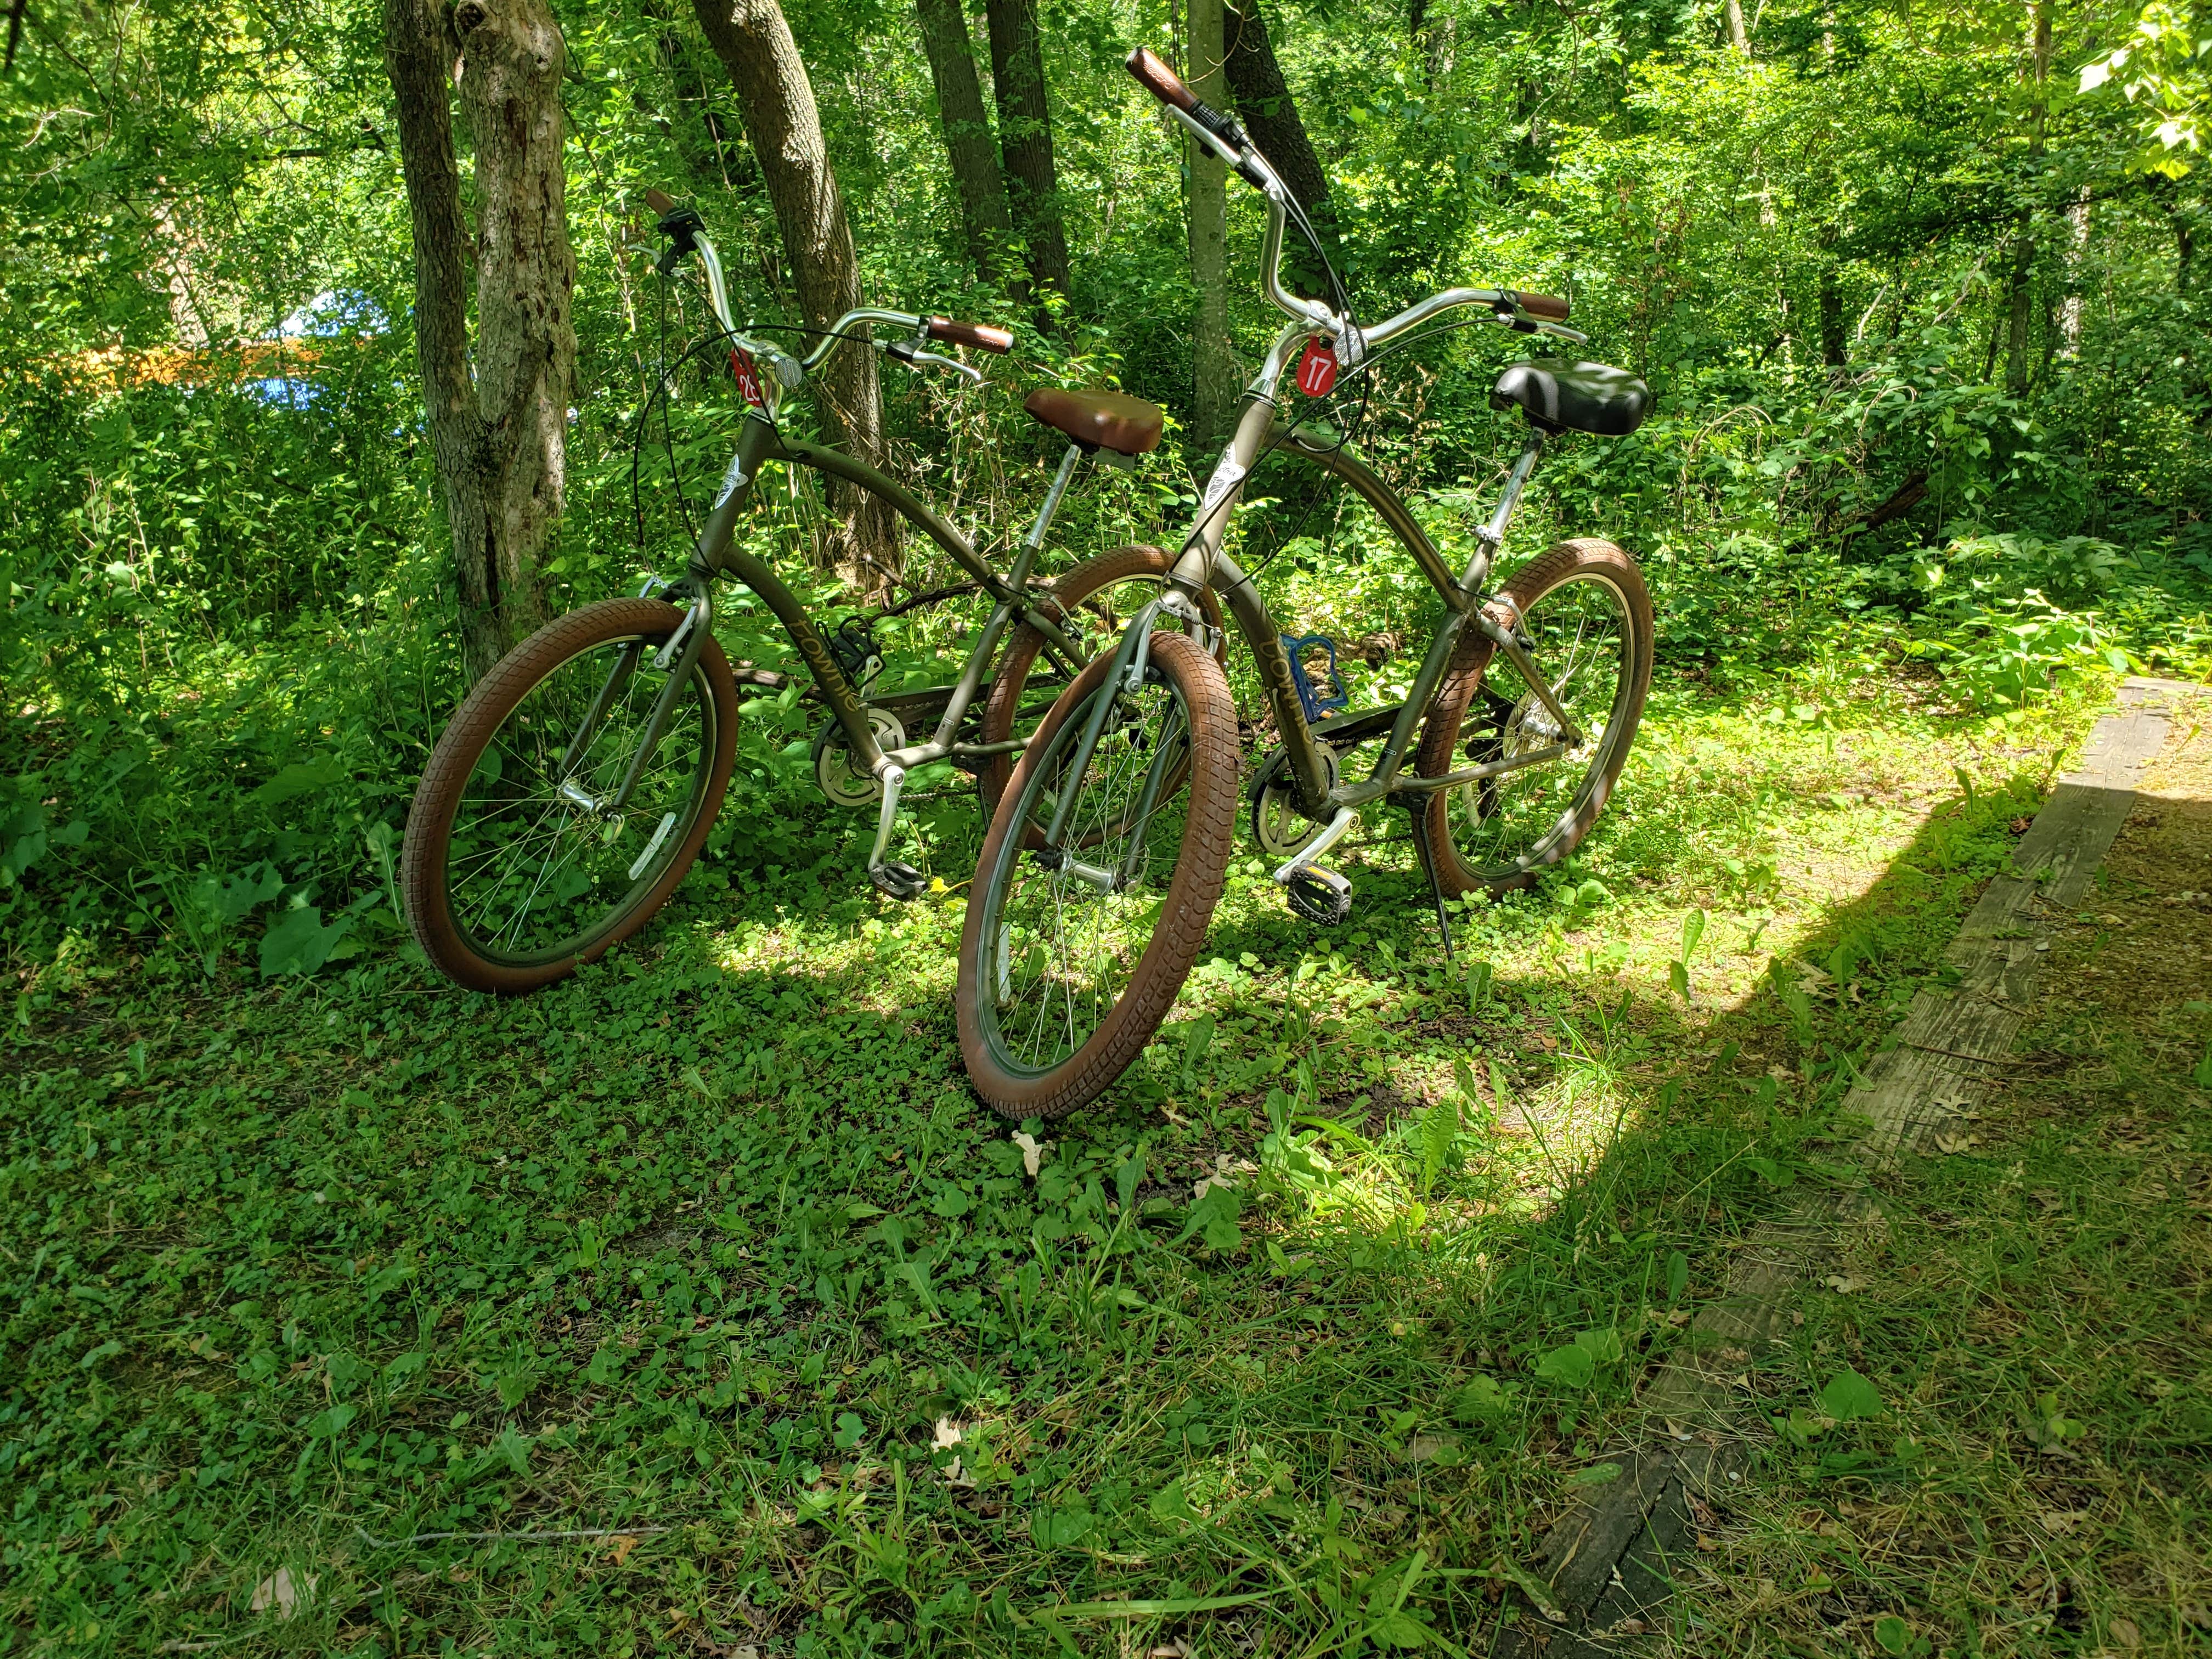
[927,316,1014,354]
[642,189,1012,388]
[1126,46,1198,114]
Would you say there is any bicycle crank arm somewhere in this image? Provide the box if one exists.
[1272,805,1357,887]
[864,763,929,901]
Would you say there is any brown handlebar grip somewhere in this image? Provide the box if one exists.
[927,316,1014,355]
[643,188,678,216]
[1512,290,1571,321]
[1125,47,1198,112]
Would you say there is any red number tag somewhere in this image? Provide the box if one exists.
[730,348,766,409]
[1295,337,1338,398]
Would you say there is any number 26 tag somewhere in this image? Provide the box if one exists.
[730,347,766,409]
[1295,337,1338,398]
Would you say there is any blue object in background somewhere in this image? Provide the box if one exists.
[1280,634,1350,724]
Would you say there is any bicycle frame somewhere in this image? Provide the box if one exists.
[1038,135,1594,881]
[573,222,1094,890]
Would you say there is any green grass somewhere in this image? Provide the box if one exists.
[1,670,2114,1656]
[1664,698,2212,1659]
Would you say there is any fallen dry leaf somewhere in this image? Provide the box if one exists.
[1010,1132,1042,1178]
[2109,1615,2142,1649]
[2038,1509,2088,1536]
[1149,1641,1193,1658]
[932,1416,964,1450]
[1934,1131,1980,1155]
[1404,1432,1458,1463]
[249,1567,315,1620]
[1824,1275,1867,1294]
[607,1534,641,1566]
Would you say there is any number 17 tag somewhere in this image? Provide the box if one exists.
[1295,337,1338,398]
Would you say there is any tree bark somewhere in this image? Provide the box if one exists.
[1724,0,1748,50]
[2004,0,2050,397]
[691,0,897,591]
[1188,0,1237,445]
[383,0,572,680]
[914,0,1020,291]
[1223,0,1338,290]
[983,0,1073,310]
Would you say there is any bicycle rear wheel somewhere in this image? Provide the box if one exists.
[957,631,1238,1120]
[403,597,739,993]
[1413,538,1652,893]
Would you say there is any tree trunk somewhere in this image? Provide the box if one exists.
[1724,0,1748,49]
[983,0,1073,310]
[383,0,572,681]
[2004,0,2049,397]
[691,0,897,591]
[1188,0,1237,445]
[1223,0,1339,292]
[914,0,1020,291]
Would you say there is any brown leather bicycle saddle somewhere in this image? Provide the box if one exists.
[1491,359,1650,437]
[1023,388,1164,456]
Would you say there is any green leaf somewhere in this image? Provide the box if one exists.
[1369,1609,1429,1647]
[307,1402,357,1438]
[1681,908,1707,960]
[1561,1460,1622,1489]
[1818,1369,1884,1423]
[252,755,347,808]
[833,1411,865,1449]
[1573,1327,1624,1364]
[1114,1147,1145,1212]
[258,904,354,978]
[1669,959,1690,1001]
[1451,1374,1513,1423]
[1873,1614,1913,1655]
[1744,1155,1795,1188]
[1534,1344,1595,1387]
[1666,1249,1690,1301]
[488,1425,533,1475]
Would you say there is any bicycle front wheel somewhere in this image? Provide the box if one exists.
[1414,538,1652,894]
[403,597,739,993]
[957,630,1238,1120]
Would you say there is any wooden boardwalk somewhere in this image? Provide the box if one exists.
[1489,677,2197,1658]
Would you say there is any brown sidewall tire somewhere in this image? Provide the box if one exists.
[1414,538,1654,898]
[956,631,1239,1121]
[402,597,740,995]
[974,545,1224,819]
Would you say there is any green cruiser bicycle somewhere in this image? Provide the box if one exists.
[954,52,1656,1118]
[403,191,1216,993]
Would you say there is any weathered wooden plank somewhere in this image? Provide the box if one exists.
[1481,679,2185,1656]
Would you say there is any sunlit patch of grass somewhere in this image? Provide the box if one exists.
[0,669,2129,1655]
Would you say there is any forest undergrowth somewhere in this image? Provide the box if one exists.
[16,667,2208,1657]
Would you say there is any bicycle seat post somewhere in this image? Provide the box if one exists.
[1008,442,1086,589]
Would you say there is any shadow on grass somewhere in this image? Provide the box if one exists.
[0,737,2051,1657]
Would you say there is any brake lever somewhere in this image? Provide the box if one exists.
[880,340,984,384]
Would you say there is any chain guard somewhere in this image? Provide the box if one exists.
[1248,744,1341,860]
[811,708,905,808]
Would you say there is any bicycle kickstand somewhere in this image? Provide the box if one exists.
[1406,800,1457,965]
[865,764,929,901]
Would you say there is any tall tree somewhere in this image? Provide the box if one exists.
[383,0,575,680]
[915,0,1020,291]
[1188,0,1237,443]
[1223,0,1339,285]
[2002,0,2051,396]
[691,0,897,589]
[983,0,1073,307]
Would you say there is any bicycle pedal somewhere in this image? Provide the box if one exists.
[1284,865,1353,926]
[868,861,930,902]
